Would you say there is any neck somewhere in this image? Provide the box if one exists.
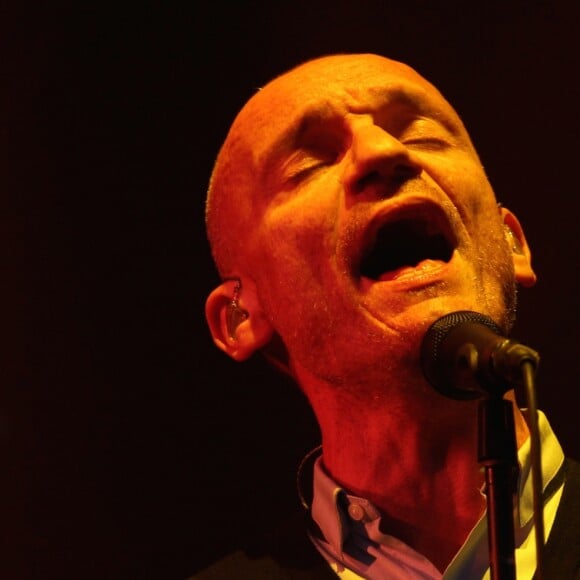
[300,370,529,572]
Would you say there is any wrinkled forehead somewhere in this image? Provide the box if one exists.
[226,54,466,161]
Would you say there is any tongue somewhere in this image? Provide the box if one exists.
[377,259,443,282]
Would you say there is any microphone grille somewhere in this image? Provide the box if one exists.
[420,310,502,399]
[424,311,501,357]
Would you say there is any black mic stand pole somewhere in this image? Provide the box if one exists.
[478,395,518,580]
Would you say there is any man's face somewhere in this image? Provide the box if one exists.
[224,54,517,390]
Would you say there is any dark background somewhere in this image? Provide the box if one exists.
[3,1,579,578]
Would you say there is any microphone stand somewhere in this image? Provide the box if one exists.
[420,311,542,579]
[478,396,518,580]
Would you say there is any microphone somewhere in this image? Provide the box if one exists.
[420,311,540,400]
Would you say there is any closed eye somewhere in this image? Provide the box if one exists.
[283,150,339,182]
[399,117,455,151]
[402,136,451,151]
[283,113,346,182]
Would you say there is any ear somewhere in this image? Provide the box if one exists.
[205,278,274,361]
[499,207,537,288]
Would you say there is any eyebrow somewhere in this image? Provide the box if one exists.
[260,103,340,169]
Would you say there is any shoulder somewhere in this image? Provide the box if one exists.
[189,511,336,580]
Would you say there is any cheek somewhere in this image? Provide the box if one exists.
[256,199,339,282]
[426,154,494,213]
[248,206,357,363]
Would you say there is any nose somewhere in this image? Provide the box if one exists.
[343,123,421,198]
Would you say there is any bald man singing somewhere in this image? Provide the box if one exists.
[196,54,580,579]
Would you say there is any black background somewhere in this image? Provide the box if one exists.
[3,2,579,578]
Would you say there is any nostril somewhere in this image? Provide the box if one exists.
[354,171,381,194]
[392,163,420,184]
[353,163,419,196]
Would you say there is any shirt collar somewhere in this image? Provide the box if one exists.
[516,410,565,527]
[310,411,565,560]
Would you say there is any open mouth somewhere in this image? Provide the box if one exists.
[358,209,456,281]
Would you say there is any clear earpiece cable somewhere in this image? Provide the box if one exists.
[523,361,544,580]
